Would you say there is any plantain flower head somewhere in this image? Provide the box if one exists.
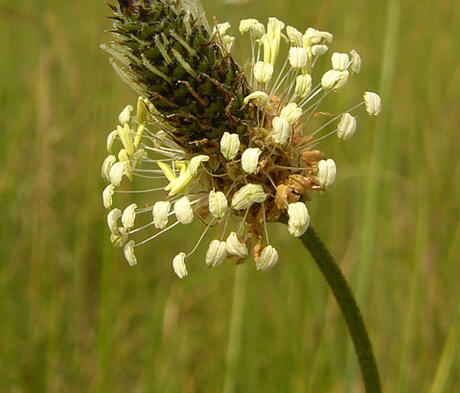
[101,0,381,277]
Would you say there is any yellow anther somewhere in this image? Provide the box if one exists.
[166,171,193,196]
[157,162,177,182]
[134,123,145,149]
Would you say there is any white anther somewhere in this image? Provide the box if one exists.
[121,203,137,229]
[363,92,382,116]
[106,130,118,152]
[231,184,267,210]
[288,47,309,68]
[153,201,171,229]
[172,252,188,279]
[107,208,122,235]
[272,116,291,145]
[101,155,116,181]
[321,69,349,91]
[349,50,361,74]
[208,191,228,219]
[226,232,248,258]
[286,26,303,46]
[174,196,194,225]
[109,161,128,187]
[243,91,269,106]
[241,148,262,174]
[253,61,274,83]
[331,52,350,71]
[305,27,333,44]
[123,240,137,266]
[189,155,209,176]
[205,240,228,267]
[255,245,279,271]
[118,105,134,125]
[311,44,329,56]
[317,159,337,188]
[287,202,310,237]
[220,132,240,160]
[295,74,312,98]
[280,103,303,125]
[239,19,265,38]
[337,113,357,140]
[102,184,115,209]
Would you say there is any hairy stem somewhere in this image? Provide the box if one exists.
[300,227,382,393]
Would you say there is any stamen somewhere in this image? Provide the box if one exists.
[134,168,165,174]
[275,165,308,171]
[141,158,175,164]
[262,204,270,243]
[128,220,155,235]
[250,36,255,85]
[142,145,184,156]
[135,221,180,248]
[115,187,165,194]
[303,91,332,124]
[268,55,289,94]
[201,164,228,178]
[298,82,322,106]
[133,173,168,180]
[166,197,206,216]
[186,219,215,258]
[310,128,339,146]
[310,101,364,137]
[266,173,278,190]
[219,212,231,241]
[271,67,296,97]
[299,87,323,109]
[225,181,237,198]
[237,208,251,233]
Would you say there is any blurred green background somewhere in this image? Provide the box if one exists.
[1,0,459,392]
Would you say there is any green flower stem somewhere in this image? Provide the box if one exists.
[300,227,382,393]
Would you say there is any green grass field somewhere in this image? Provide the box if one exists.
[1,0,459,392]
